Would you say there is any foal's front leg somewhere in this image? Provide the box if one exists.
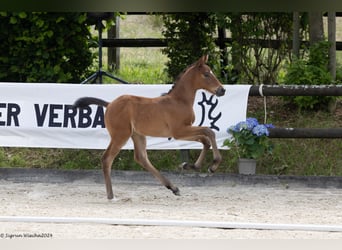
[205,128,222,173]
[179,135,210,171]
[173,126,222,173]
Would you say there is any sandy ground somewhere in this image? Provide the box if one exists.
[0,172,342,239]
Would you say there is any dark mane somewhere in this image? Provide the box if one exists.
[165,62,196,95]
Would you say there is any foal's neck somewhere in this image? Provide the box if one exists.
[168,78,197,105]
[168,68,198,105]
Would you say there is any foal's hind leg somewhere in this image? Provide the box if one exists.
[102,141,120,200]
[102,136,129,200]
[131,132,180,196]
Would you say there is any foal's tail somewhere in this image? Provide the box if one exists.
[73,97,109,108]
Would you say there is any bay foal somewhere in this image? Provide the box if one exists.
[74,55,225,199]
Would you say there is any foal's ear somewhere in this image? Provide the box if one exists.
[197,55,209,66]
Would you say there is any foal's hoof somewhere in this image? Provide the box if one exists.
[207,167,217,176]
[108,197,119,202]
[208,167,215,174]
[107,194,114,200]
[179,162,199,171]
[167,185,180,196]
[179,162,190,170]
[172,187,181,196]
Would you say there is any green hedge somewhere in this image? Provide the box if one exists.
[0,12,94,83]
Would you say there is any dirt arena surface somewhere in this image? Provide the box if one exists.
[0,168,342,239]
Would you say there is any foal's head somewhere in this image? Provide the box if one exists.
[190,55,226,97]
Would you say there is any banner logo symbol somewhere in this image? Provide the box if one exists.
[197,92,222,131]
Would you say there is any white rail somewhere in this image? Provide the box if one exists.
[0,216,341,233]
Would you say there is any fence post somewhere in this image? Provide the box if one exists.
[107,15,120,72]
[292,12,300,58]
[328,11,336,80]
[180,149,190,164]
[217,26,228,80]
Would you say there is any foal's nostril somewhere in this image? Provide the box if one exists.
[216,87,226,97]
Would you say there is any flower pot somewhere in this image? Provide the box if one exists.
[238,158,256,175]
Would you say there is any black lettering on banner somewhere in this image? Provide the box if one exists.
[63,105,77,128]
[49,104,63,127]
[0,103,21,127]
[92,106,105,128]
[34,104,48,127]
[78,106,92,128]
[0,103,5,126]
[7,103,21,126]
[34,103,105,128]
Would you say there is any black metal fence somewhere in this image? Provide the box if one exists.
[249,85,342,96]
[102,38,342,50]
[249,85,342,139]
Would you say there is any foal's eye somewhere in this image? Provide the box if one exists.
[203,72,211,78]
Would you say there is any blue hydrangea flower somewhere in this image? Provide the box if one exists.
[252,124,269,136]
[246,117,259,129]
[224,117,275,159]
[227,118,275,136]
[234,121,248,131]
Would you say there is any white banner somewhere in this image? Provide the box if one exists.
[0,83,251,149]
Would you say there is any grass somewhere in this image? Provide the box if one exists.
[114,48,170,84]
[102,15,171,84]
[1,14,341,176]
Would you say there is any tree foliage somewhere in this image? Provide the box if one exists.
[161,13,220,79]
[0,12,94,83]
[161,13,296,84]
[227,13,294,84]
[283,41,335,110]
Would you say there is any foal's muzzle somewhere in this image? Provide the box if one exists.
[215,87,226,97]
